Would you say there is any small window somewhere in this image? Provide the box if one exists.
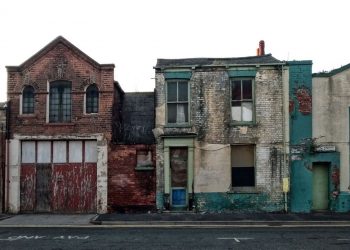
[167,80,189,124]
[86,84,99,114]
[231,79,253,122]
[136,150,153,170]
[53,141,67,163]
[22,86,35,114]
[49,80,71,123]
[37,141,51,163]
[231,145,255,187]
[22,141,36,163]
[69,141,82,163]
[85,141,97,163]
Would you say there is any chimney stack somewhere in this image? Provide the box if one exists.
[257,40,265,56]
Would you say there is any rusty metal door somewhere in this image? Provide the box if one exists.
[170,148,188,209]
[35,164,51,212]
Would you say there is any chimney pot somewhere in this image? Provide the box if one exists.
[258,40,265,56]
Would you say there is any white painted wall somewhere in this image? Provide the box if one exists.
[313,68,350,191]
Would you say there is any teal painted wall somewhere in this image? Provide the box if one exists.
[289,61,345,212]
[194,192,283,212]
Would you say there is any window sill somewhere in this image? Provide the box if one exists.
[165,124,191,128]
[135,165,154,171]
[84,113,99,116]
[18,114,37,118]
[230,121,256,127]
[227,187,260,194]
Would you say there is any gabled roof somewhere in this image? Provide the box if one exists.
[313,63,350,77]
[155,54,283,69]
[6,36,114,71]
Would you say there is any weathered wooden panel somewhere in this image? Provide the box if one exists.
[20,164,36,212]
[35,164,52,212]
[52,163,96,213]
[170,148,187,188]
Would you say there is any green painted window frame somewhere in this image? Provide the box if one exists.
[165,80,191,127]
[230,77,255,125]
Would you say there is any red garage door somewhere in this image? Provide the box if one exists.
[20,140,97,213]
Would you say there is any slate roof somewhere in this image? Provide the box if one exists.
[155,54,282,69]
[313,62,350,77]
[121,92,155,144]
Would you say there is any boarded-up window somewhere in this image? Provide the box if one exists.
[85,141,97,163]
[231,145,255,187]
[69,141,82,163]
[136,150,153,169]
[22,141,36,163]
[53,141,67,163]
[37,141,51,163]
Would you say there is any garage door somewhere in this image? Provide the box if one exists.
[20,140,97,213]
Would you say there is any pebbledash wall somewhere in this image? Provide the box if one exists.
[6,36,115,213]
[154,55,290,212]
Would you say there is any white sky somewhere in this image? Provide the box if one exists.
[1,0,349,102]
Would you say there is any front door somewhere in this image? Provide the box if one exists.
[170,147,188,209]
[312,163,329,211]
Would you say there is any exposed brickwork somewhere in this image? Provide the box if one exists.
[7,39,115,140]
[155,64,286,212]
[295,87,312,115]
[108,144,156,212]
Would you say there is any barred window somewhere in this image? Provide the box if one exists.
[86,84,99,113]
[22,86,35,114]
[49,80,71,123]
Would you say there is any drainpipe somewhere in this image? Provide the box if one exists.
[5,101,10,213]
[281,64,289,213]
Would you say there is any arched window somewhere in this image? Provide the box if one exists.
[86,84,99,113]
[22,86,35,114]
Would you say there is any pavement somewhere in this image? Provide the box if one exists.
[0,212,350,227]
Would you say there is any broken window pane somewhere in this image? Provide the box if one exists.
[231,80,241,100]
[242,80,252,99]
[137,150,153,168]
[231,145,255,187]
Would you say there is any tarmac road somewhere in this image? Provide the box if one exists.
[0,226,350,250]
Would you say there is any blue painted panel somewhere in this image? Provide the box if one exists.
[172,188,186,207]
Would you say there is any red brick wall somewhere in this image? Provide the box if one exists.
[7,40,114,139]
[108,144,156,212]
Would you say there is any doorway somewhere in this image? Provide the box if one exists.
[170,147,188,209]
[312,163,329,211]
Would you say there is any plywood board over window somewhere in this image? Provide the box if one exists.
[69,141,82,163]
[53,141,67,163]
[85,141,97,163]
[22,141,36,163]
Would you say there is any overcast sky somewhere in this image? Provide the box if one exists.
[0,0,349,102]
